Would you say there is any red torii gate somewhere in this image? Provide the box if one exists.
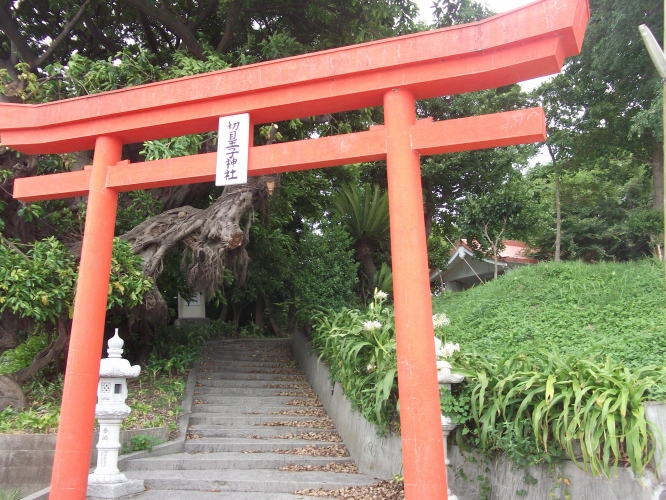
[0,0,589,498]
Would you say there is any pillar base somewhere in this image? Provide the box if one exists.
[87,479,144,499]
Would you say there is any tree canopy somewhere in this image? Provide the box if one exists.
[1,0,663,392]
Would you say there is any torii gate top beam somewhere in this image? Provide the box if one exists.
[0,0,588,155]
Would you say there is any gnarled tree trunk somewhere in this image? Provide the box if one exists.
[122,175,277,310]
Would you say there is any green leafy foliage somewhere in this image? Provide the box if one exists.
[0,489,21,500]
[120,434,164,454]
[0,376,63,434]
[0,237,152,322]
[292,223,359,313]
[528,160,662,261]
[107,239,154,311]
[310,291,397,432]
[0,405,60,434]
[116,191,164,236]
[458,177,538,266]
[331,183,390,250]
[456,348,666,477]
[0,237,76,322]
[146,323,221,376]
[0,331,49,375]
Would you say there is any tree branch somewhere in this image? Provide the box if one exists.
[1,235,28,260]
[11,318,70,384]
[124,0,205,57]
[0,2,36,65]
[216,0,242,54]
[83,12,122,54]
[194,0,219,30]
[32,0,95,70]
[136,9,160,54]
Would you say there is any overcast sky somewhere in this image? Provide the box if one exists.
[413,0,540,23]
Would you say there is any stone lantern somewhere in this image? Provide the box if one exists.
[435,336,464,500]
[87,329,144,499]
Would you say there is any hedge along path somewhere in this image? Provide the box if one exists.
[1,1,589,498]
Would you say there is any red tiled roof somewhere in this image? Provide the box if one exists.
[449,239,538,265]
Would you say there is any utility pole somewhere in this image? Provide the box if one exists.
[640,16,666,268]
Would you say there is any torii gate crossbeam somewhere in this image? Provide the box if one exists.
[0,1,589,499]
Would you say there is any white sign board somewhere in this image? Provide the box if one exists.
[216,113,250,186]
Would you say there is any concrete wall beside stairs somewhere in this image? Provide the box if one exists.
[293,329,403,479]
[1,426,168,498]
[292,330,666,500]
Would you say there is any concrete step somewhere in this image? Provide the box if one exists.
[125,451,354,471]
[199,359,293,368]
[187,425,334,438]
[206,338,293,344]
[192,385,313,395]
[200,359,294,367]
[190,404,323,414]
[197,366,302,375]
[124,468,377,493]
[128,490,336,500]
[195,372,307,381]
[197,371,307,384]
[192,395,318,405]
[183,438,343,453]
[192,379,309,388]
[189,414,329,426]
[118,338,373,498]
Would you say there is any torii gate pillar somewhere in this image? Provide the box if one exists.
[385,88,447,495]
[50,137,122,496]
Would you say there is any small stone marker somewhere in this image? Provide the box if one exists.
[0,375,28,411]
[174,291,210,327]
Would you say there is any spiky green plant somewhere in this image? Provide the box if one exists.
[310,290,397,431]
[456,348,666,477]
[331,183,389,283]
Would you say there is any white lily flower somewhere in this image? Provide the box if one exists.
[432,313,450,328]
[362,320,383,331]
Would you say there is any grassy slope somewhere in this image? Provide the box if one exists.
[432,259,666,369]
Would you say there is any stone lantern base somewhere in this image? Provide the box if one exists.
[87,478,145,499]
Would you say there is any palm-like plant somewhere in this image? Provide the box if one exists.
[331,183,390,282]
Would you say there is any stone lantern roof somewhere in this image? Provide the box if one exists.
[99,330,140,379]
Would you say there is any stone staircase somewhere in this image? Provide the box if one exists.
[123,338,377,499]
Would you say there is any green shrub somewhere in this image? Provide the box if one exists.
[310,290,397,432]
[432,259,666,369]
[0,237,152,323]
[0,331,49,375]
[456,348,666,477]
[292,223,359,313]
[310,260,666,477]
[120,434,163,454]
[147,321,224,375]
[0,405,60,434]
[0,489,21,500]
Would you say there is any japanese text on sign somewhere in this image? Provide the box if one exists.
[216,113,249,186]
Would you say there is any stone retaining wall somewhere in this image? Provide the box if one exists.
[293,330,666,499]
[0,426,168,497]
[293,329,403,479]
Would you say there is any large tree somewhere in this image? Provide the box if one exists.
[529,0,664,261]
[0,0,419,364]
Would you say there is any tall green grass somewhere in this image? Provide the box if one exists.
[433,259,666,369]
